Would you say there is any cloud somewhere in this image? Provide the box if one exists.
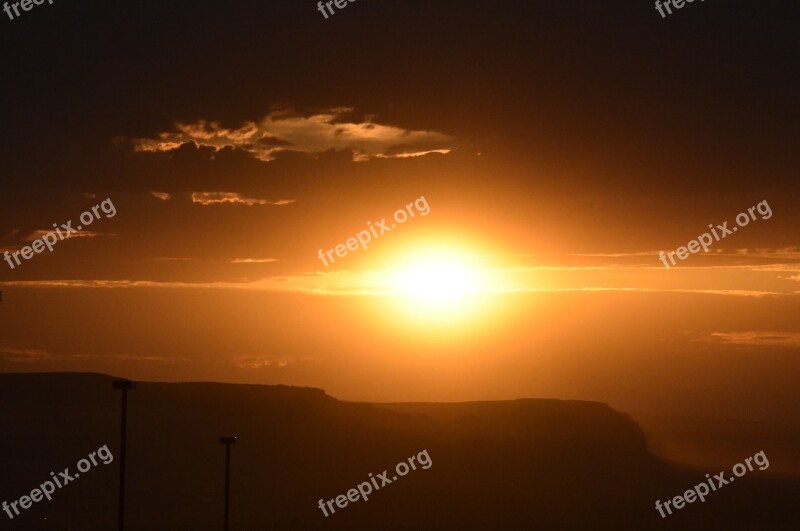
[0,347,55,363]
[136,141,184,152]
[230,258,279,264]
[256,134,292,147]
[571,247,800,265]
[130,108,457,162]
[151,191,171,201]
[0,346,187,363]
[0,277,788,299]
[27,229,101,240]
[191,192,295,206]
[709,331,800,348]
[152,257,279,264]
[234,355,294,369]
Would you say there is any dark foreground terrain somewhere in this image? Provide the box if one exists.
[1,373,797,530]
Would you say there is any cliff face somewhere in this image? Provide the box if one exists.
[0,373,797,530]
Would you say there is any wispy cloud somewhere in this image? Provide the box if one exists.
[27,229,102,240]
[2,246,797,297]
[151,191,171,201]
[0,347,185,363]
[230,258,280,264]
[0,276,789,298]
[709,331,800,348]
[234,355,299,369]
[0,348,55,363]
[152,257,193,262]
[130,108,457,162]
[191,192,294,206]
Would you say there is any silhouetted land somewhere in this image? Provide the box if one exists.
[1,373,798,530]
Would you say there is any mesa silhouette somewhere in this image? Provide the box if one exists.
[0,373,797,530]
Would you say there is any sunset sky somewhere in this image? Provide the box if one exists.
[1,1,798,423]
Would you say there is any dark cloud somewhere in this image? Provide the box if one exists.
[257,134,292,147]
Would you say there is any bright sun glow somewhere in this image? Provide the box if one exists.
[358,243,515,336]
[382,249,496,325]
[393,260,479,306]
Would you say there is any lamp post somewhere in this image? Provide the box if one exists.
[112,379,136,531]
[219,436,237,531]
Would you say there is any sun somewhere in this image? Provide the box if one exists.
[380,248,494,324]
[359,243,514,335]
[393,259,479,306]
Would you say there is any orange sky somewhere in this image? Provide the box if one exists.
[1,0,798,425]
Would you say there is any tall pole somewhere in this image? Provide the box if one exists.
[113,380,136,531]
[219,437,237,531]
